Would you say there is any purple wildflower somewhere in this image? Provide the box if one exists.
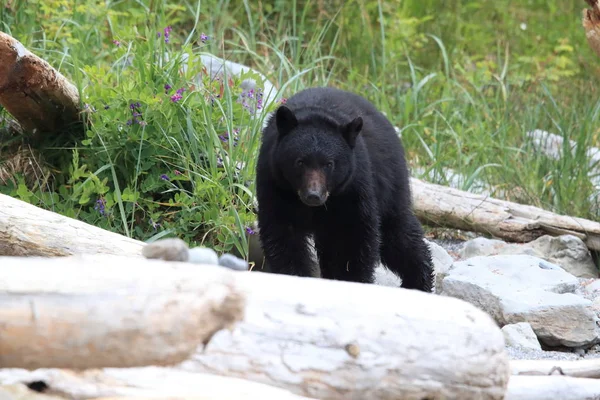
[245,226,256,235]
[126,119,134,126]
[280,98,287,104]
[94,198,106,216]
[219,134,228,143]
[112,39,120,46]
[174,170,182,175]
[150,218,160,230]
[200,33,209,43]
[170,88,185,102]
[164,83,172,92]
[160,174,170,181]
[163,26,172,44]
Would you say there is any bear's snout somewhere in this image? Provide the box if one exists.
[299,169,329,207]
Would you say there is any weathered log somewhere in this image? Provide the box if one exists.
[0,255,245,370]
[0,368,316,400]
[0,254,510,399]
[410,177,600,251]
[176,270,510,399]
[505,375,600,400]
[0,193,144,256]
[511,358,600,379]
[0,32,82,136]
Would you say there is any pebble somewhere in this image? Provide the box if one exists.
[188,247,220,265]
[142,238,189,262]
[218,253,249,271]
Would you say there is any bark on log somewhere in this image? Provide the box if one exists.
[0,255,510,399]
[505,375,600,400]
[410,177,600,251]
[511,358,600,379]
[0,193,144,257]
[0,368,316,400]
[0,32,82,136]
[0,255,245,370]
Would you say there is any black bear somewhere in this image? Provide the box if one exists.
[255,87,433,292]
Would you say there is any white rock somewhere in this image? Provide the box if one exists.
[438,254,600,348]
[188,247,219,265]
[459,235,598,279]
[428,239,454,275]
[502,322,542,351]
[374,239,453,289]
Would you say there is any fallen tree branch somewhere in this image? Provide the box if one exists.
[0,193,144,256]
[411,177,600,251]
[0,254,510,399]
[505,375,600,400]
[511,358,600,379]
[0,32,82,136]
[0,255,245,370]
[0,368,316,400]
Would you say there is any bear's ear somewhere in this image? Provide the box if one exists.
[275,106,298,137]
[341,117,363,148]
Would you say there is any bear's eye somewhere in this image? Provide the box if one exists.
[325,161,334,169]
[296,159,304,167]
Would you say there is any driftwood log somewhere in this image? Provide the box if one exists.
[0,193,144,256]
[505,375,600,400]
[511,358,600,379]
[0,368,316,400]
[411,177,600,251]
[0,32,82,136]
[0,254,511,399]
[0,255,245,370]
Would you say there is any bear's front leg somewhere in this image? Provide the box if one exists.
[256,187,316,277]
[314,201,380,284]
[259,222,315,277]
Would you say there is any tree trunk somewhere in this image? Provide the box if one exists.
[0,32,82,136]
[0,193,144,257]
[411,177,600,251]
[0,255,245,370]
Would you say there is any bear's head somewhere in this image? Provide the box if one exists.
[271,105,363,207]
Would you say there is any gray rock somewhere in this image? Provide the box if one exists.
[459,235,598,278]
[531,235,598,279]
[502,322,542,351]
[428,239,454,275]
[438,254,600,348]
[142,238,189,262]
[188,247,219,265]
[218,253,249,271]
[374,239,453,289]
[373,266,401,287]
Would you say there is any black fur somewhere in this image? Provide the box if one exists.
[255,87,433,292]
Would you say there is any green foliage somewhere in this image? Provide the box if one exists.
[2,0,600,258]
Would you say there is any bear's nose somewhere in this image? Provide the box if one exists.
[301,189,327,207]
